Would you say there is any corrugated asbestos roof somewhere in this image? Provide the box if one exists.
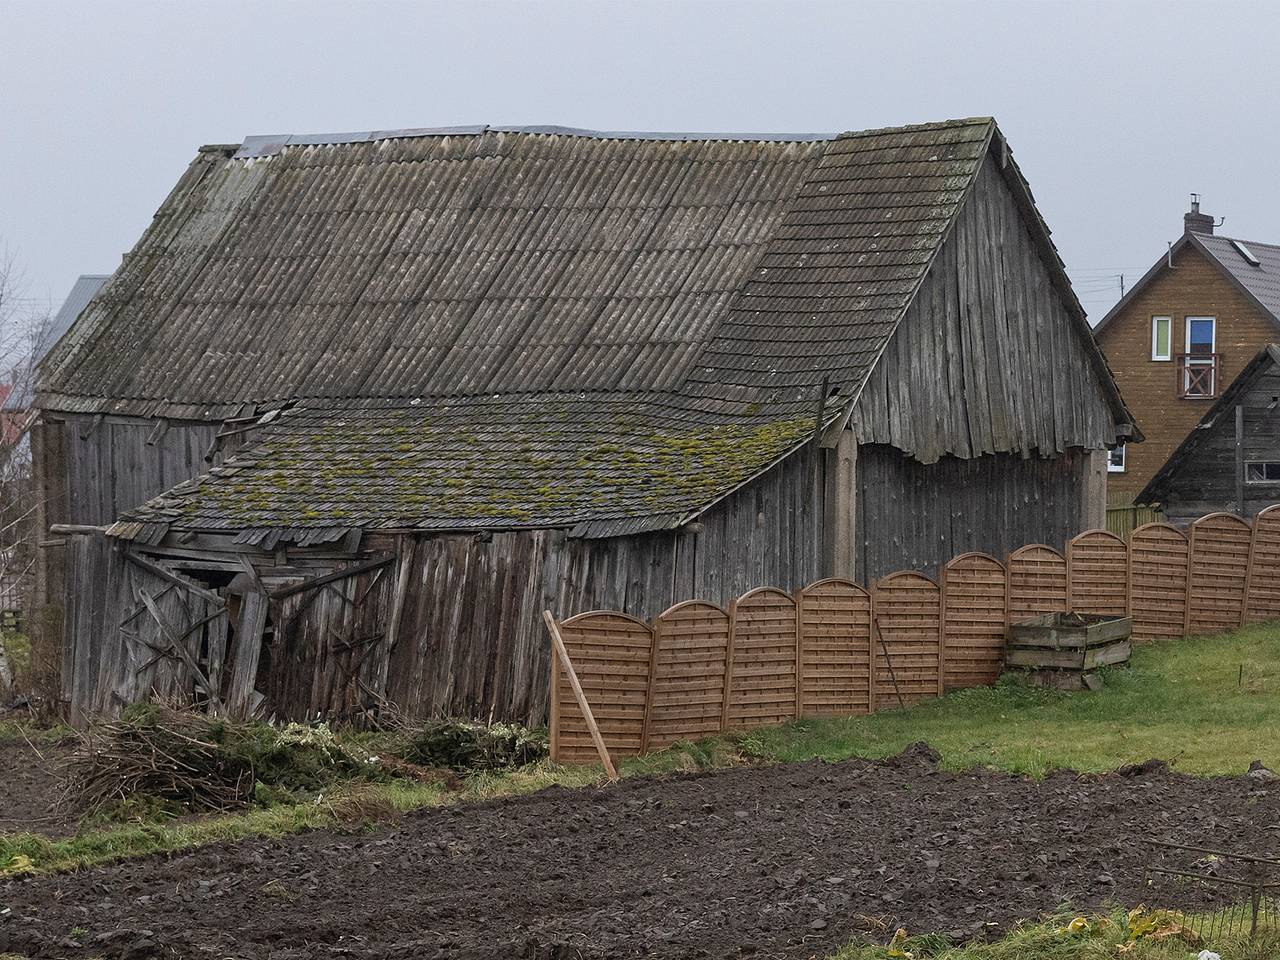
[44,118,1023,536]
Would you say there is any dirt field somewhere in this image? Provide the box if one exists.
[0,738,73,836]
[2,746,1276,960]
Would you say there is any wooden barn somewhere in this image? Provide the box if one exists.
[33,118,1134,725]
[1138,344,1280,524]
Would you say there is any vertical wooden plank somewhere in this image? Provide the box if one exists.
[640,614,663,754]
[794,588,805,719]
[720,597,738,733]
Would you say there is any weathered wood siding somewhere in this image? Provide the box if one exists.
[1159,361,1280,524]
[62,446,825,726]
[850,153,1118,462]
[854,443,1090,582]
[42,413,221,526]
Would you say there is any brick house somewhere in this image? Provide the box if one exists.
[1094,199,1280,499]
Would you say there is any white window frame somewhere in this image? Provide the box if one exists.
[1150,316,1172,361]
[1107,444,1126,473]
[1245,461,1280,484]
[1185,316,1217,355]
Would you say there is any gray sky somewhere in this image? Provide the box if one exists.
[2,0,1277,322]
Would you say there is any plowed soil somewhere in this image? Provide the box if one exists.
[0,737,73,836]
[2,747,1276,960]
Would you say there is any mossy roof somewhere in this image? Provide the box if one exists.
[113,394,816,540]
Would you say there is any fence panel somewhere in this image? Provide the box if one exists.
[644,601,731,751]
[1128,523,1190,642]
[796,579,872,717]
[1067,530,1129,618]
[1246,505,1280,624]
[872,572,942,706]
[725,588,798,730]
[941,552,1007,691]
[552,611,653,764]
[1186,513,1252,635]
[1007,545,1068,624]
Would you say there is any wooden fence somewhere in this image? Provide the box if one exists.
[548,505,1280,765]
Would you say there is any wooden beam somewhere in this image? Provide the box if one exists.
[139,589,225,714]
[268,554,394,600]
[124,551,222,604]
[543,610,618,781]
[226,590,268,716]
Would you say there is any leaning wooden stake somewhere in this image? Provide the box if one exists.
[543,610,619,781]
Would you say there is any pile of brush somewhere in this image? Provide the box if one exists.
[396,718,548,772]
[62,704,376,817]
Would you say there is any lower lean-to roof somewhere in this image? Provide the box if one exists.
[110,393,816,543]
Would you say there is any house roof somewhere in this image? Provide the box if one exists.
[1136,343,1280,504]
[4,275,109,411]
[49,118,1114,539]
[1093,231,1280,334]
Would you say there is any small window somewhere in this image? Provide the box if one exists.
[1186,316,1216,355]
[1108,445,1126,473]
[1245,461,1280,483]
[1151,316,1171,361]
[1231,239,1261,267]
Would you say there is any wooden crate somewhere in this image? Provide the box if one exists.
[1006,613,1132,689]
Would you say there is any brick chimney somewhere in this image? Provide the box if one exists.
[1184,194,1214,235]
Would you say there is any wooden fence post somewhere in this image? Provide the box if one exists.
[543,610,618,781]
[794,588,805,720]
[720,596,738,732]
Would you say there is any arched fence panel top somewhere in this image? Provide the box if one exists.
[560,609,653,630]
[1068,529,1126,548]
[735,585,797,607]
[655,598,730,621]
[1007,543,1067,562]
[1191,512,1254,533]
[800,577,870,598]
[943,551,1005,572]
[873,569,941,590]
[1247,506,1280,624]
[1130,521,1189,543]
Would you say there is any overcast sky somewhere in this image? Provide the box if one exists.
[2,0,1277,323]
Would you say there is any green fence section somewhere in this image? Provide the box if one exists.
[1105,502,1163,539]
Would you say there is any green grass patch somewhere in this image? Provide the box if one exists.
[0,739,733,876]
[831,910,1280,959]
[742,623,1280,777]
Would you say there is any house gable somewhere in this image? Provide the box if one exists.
[1137,344,1280,520]
[1095,242,1280,496]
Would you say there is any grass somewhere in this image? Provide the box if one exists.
[0,739,736,876]
[742,622,1280,777]
[2,625,1276,878]
[832,910,1280,959]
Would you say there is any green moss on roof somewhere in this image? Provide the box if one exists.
[127,397,817,531]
